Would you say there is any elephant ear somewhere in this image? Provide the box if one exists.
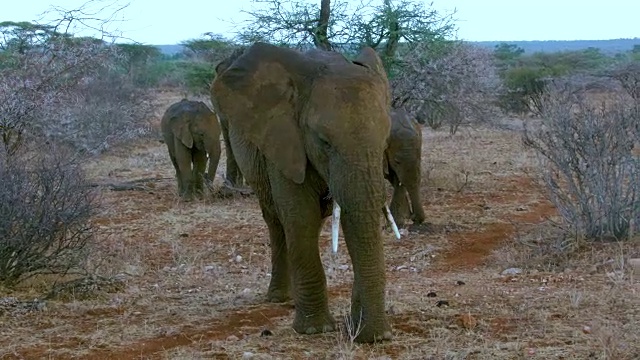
[212,43,308,184]
[174,121,194,149]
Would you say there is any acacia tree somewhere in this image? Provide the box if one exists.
[179,33,240,94]
[238,0,456,64]
[237,0,508,133]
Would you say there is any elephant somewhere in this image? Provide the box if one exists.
[384,108,426,227]
[211,42,393,343]
[214,49,247,188]
[160,99,221,199]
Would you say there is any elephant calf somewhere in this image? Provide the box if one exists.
[160,99,221,199]
[385,108,426,227]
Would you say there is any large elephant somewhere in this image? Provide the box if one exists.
[211,43,392,343]
[160,99,221,199]
[385,108,426,227]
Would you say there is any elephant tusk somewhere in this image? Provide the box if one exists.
[384,205,402,239]
[331,201,341,253]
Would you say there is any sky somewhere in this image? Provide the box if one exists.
[2,0,639,45]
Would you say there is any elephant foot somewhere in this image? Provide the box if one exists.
[266,289,290,303]
[293,311,336,335]
[411,214,425,224]
[351,317,393,343]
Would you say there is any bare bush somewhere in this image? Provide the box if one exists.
[43,68,154,154]
[0,2,143,288]
[607,61,640,107]
[523,80,640,241]
[0,146,97,287]
[391,42,502,134]
[0,9,152,155]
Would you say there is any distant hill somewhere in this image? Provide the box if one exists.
[156,44,184,55]
[469,38,640,55]
[154,39,640,56]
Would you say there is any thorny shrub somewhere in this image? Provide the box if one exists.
[0,31,153,155]
[0,146,97,287]
[523,78,640,242]
[391,42,502,134]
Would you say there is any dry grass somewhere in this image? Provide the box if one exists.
[1,91,639,359]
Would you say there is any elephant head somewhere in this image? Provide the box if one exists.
[211,43,393,343]
[384,108,426,226]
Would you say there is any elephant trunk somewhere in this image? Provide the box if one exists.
[329,156,391,341]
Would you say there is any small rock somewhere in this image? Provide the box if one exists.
[226,335,240,341]
[179,233,189,238]
[582,325,592,334]
[515,206,527,211]
[436,300,449,307]
[338,264,349,271]
[260,329,273,337]
[204,265,215,272]
[501,268,523,276]
[124,265,144,276]
[629,258,640,272]
[235,255,243,263]
[426,291,437,298]
[242,352,254,359]
[456,280,466,286]
[164,327,180,337]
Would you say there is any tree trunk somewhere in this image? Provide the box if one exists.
[314,0,332,50]
[382,0,400,69]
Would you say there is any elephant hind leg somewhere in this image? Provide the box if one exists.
[173,138,194,199]
[192,149,207,196]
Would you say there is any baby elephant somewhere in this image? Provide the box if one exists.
[161,99,221,199]
[385,108,426,227]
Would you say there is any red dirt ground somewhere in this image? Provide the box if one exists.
[4,96,638,359]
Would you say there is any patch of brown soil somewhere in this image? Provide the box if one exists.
[489,317,519,336]
[436,175,557,270]
[55,305,292,360]
[441,223,514,269]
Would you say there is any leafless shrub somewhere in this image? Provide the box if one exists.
[0,4,152,155]
[391,42,502,134]
[0,146,97,287]
[43,68,154,154]
[523,79,640,241]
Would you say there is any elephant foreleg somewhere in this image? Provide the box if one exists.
[260,198,291,303]
[267,168,335,335]
[388,171,411,227]
[205,139,221,185]
[222,122,243,187]
[406,183,425,224]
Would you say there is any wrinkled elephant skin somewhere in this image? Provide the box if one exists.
[211,43,393,343]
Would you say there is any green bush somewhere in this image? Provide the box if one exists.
[183,61,216,95]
